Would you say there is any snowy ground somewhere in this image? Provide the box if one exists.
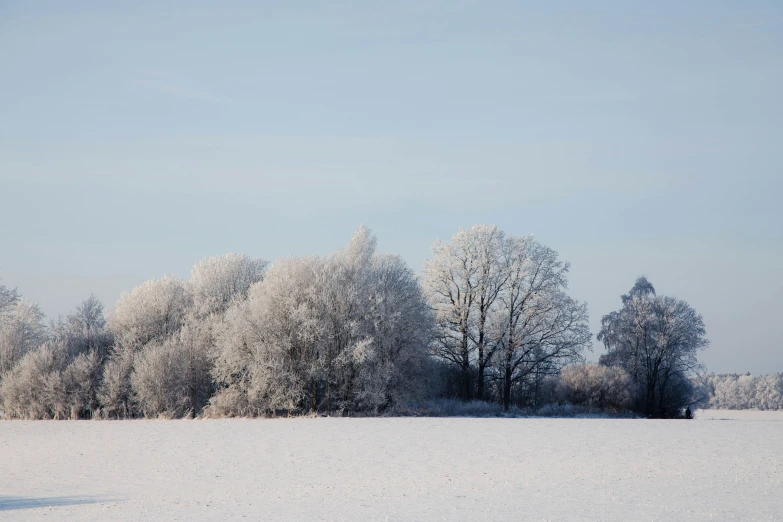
[1,412,781,521]
[694,408,783,421]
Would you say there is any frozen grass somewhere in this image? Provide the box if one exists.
[399,399,635,418]
[1,415,781,520]
[398,398,526,417]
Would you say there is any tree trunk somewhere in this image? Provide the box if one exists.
[503,320,515,411]
[477,350,485,401]
[534,372,540,408]
[461,325,472,400]
[462,360,472,400]
[503,362,512,411]
[646,382,656,417]
[476,307,487,401]
[327,350,332,415]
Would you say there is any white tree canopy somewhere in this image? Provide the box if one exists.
[190,253,267,317]
[210,226,432,416]
[109,275,193,350]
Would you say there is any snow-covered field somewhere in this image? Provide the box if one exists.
[694,408,783,421]
[2,412,782,521]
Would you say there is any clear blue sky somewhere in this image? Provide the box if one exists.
[1,1,781,374]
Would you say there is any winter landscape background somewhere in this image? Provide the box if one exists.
[2,1,781,520]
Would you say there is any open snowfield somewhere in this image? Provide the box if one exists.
[1,411,782,521]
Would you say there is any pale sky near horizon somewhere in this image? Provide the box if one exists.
[1,1,781,374]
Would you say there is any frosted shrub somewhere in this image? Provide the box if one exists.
[60,350,103,418]
[131,321,213,418]
[0,345,58,419]
[411,398,517,417]
[99,348,136,418]
[0,338,104,420]
[557,363,633,411]
[206,386,252,418]
[131,340,189,417]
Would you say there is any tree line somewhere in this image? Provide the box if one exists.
[702,373,783,410]
[0,225,710,419]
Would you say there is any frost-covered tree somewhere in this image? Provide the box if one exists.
[124,254,267,418]
[210,256,325,416]
[190,253,267,317]
[103,255,267,418]
[598,277,708,417]
[0,344,59,419]
[51,294,114,362]
[422,225,508,400]
[0,296,112,419]
[0,338,103,419]
[495,236,590,410]
[58,349,103,418]
[109,275,193,350]
[754,374,783,410]
[210,226,433,416]
[0,283,20,313]
[704,373,783,410]
[423,226,590,406]
[131,319,213,418]
[356,253,434,410]
[0,299,48,375]
[98,349,135,418]
[319,226,433,413]
[468,226,508,401]
[102,276,193,417]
